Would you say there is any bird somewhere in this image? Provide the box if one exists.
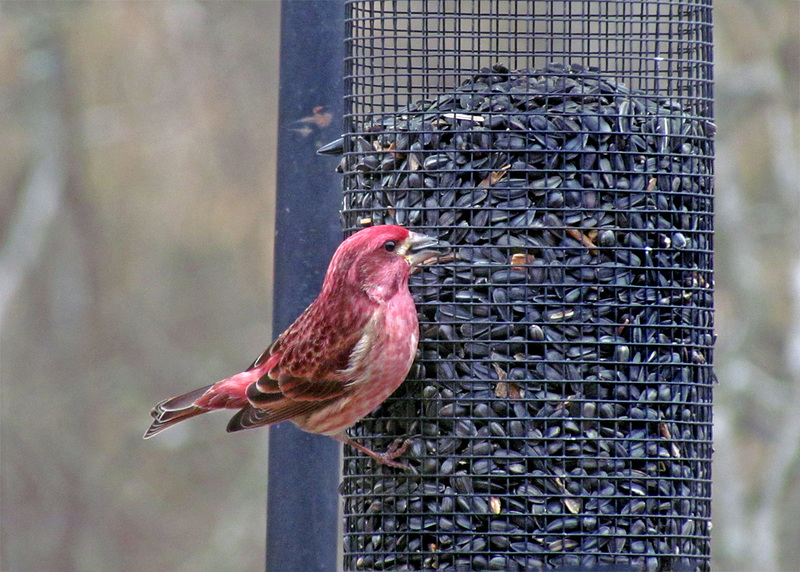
[144,224,439,469]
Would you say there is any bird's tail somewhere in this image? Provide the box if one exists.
[144,385,213,438]
[144,370,259,439]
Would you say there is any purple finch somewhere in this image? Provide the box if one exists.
[145,225,438,469]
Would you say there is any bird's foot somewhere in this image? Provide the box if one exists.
[334,433,414,471]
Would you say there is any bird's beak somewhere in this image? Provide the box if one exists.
[402,231,440,268]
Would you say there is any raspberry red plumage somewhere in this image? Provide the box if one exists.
[145,225,438,468]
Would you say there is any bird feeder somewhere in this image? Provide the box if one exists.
[335,1,714,570]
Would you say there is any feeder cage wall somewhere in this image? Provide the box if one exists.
[337,2,714,571]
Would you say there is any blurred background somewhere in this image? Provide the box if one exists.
[0,1,797,571]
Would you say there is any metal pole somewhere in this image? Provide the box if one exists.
[267,2,345,571]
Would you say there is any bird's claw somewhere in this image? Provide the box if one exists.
[376,437,414,471]
[385,436,410,458]
[338,433,416,471]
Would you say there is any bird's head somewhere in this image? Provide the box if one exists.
[324,225,439,303]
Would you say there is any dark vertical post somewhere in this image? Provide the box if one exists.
[267,2,345,571]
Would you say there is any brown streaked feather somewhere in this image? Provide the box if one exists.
[246,380,284,405]
[277,328,362,382]
[243,327,367,407]
[254,373,281,394]
[226,400,331,432]
[226,405,269,431]
[277,376,349,401]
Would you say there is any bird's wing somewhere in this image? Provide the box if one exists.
[227,401,328,432]
[248,329,364,403]
[227,356,350,431]
[226,298,382,433]
[244,308,380,405]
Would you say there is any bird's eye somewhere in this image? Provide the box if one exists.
[383,240,397,252]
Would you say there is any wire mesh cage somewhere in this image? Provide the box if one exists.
[336,1,714,570]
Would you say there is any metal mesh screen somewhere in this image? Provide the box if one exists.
[338,2,714,570]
